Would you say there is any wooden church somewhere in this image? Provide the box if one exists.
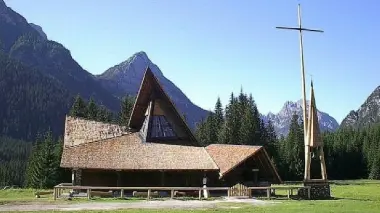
[60,67,282,188]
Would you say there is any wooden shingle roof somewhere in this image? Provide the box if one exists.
[205,144,262,176]
[60,133,219,171]
[205,144,282,183]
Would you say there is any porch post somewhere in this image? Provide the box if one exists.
[71,169,75,186]
[116,170,121,187]
[202,172,209,198]
[160,170,165,186]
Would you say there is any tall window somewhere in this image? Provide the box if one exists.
[150,115,176,138]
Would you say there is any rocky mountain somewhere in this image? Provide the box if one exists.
[0,0,208,140]
[340,86,380,129]
[96,51,209,130]
[0,0,120,111]
[262,100,339,137]
[0,0,123,140]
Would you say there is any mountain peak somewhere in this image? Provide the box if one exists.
[130,51,152,67]
[133,51,148,59]
[282,99,310,112]
[263,100,339,136]
[100,51,164,81]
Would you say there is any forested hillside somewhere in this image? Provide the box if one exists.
[0,0,122,141]
[0,136,32,187]
[0,53,72,140]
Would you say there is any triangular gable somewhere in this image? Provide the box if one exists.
[205,144,282,184]
[128,67,197,145]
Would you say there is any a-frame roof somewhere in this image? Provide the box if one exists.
[128,67,197,143]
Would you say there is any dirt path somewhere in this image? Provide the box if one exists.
[0,198,277,212]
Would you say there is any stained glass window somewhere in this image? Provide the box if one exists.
[150,115,176,138]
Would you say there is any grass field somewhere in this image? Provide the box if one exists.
[0,180,380,212]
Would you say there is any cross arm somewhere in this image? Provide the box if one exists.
[276,26,324,33]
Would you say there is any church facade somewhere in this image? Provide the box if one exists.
[60,68,282,188]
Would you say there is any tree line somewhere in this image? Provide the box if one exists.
[195,90,380,181]
[69,94,135,126]
[0,94,135,188]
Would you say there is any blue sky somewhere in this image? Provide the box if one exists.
[5,0,380,123]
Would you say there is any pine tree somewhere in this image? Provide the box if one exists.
[239,104,255,145]
[284,113,304,180]
[69,94,87,118]
[25,131,62,188]
[195,118,208,146]
[86,97,98,120]
[214,97,224,132]
[265,119,278,157]
[248,94,261,143]
[219,93,236,144]
[238,88,248,116]
[218,123,228,144]
[53,137,65,184]
[205,113,218,145]
[39,130,59,188]
[259,119,268,146]
[119,95,135,126]
[25,133,45,188]
[97,105,113,123]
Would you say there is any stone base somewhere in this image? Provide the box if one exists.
[298,180,331,200]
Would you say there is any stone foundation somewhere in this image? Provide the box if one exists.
[298,180,331,199]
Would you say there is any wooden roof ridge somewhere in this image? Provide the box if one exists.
[128,66,197,142]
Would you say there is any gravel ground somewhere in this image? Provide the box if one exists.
[0,197,277,212]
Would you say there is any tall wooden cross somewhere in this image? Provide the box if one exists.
[276,4,326,181]
[276,4,323,138]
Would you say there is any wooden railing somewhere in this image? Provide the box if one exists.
[52,184,311,200]
[53,185,229,200]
